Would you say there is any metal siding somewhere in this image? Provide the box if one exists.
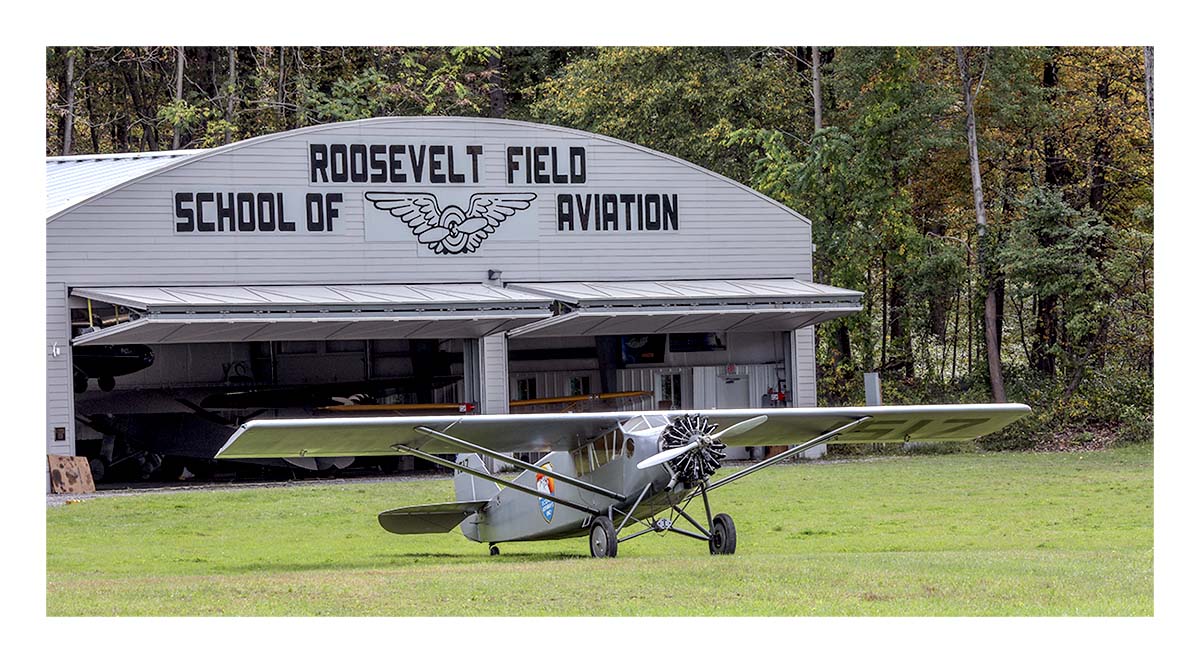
[793,326,817,406]
[480,334,509,414]
[46,283,74,456]
[47,118,811,287]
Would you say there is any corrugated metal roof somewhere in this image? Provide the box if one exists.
[72,283,552,311]
[508,279,863,306]
[46,149,207,218]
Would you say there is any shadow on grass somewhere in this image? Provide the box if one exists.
[221,551,589,573]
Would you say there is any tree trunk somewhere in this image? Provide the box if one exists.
[811,46,822,132]
[62,49,76,156]
[956,47,1007,403]
[172,47,185,150]
[1143,46,1154,137]
[225,47,237,145]
[487,51,507,118]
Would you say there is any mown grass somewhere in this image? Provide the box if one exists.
[46,445,1152,616]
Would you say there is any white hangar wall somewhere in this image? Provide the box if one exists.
[46,116,826,459]
[47,117,812,284]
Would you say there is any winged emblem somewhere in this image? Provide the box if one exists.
[364,191,538,255]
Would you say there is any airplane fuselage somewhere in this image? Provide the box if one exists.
[460,422,686,544]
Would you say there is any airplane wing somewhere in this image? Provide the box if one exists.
[214,404,1029,460]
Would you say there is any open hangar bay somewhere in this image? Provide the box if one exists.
[46,116,862,484]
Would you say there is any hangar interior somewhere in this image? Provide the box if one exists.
[47,117,862,483]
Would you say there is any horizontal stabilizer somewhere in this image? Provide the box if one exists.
[378,500,490,535]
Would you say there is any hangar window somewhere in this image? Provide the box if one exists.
[279,341,321,355]
[569,376,590,396]
[516,377,537,401]
[660,373,683,409]
[325,340,366,354]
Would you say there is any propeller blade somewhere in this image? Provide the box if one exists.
[636,440,700,470]
[711,415,769,441]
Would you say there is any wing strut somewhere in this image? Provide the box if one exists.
[704,416,873,493]
[391,443,605,517]
[413,425,627,501]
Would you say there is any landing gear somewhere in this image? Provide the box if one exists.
[709,513,736,555]
[97,375,116,392]
[489,544,500,556]
[589,516,618,558]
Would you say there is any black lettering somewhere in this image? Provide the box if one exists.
[620,194,637,230]
[550,147,568,184]
[309,144,329,183]
[467,145,483,183]
[407,145,426,183]
[349,144,368,183]
[306,193,324,231]
[557,194,573,231]
[236,192,255,231]
[602,194,618,230]
[325,193,342,232]
[533,146,550,184]
[506,146,521,184]
[663,194,678,230]
[174,193,194,232]
[644,194,660,231]
[575,194,592,231]
[388,145,407,183]
[569,146,587,183]
[215,192,236,232]
[369,145,387,183]
[196,193,215,232]
[277,192,295,231]
[447,147,465,183]
[329,144,348,182]
[602,194,616,230]
[428,145,446,184]
[256,193,276,231]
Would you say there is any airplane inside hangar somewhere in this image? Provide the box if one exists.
[46,117,862,484]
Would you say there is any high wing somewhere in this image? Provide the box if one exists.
[214,404,1030,460]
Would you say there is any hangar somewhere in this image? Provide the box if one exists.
[45,116,862,482]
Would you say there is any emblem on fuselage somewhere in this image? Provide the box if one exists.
[535,463,555,523]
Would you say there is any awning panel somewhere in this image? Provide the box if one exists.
[507,279,861,337]
[71,284,553,345]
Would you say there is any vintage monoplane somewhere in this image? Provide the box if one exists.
[216,404,1030,557]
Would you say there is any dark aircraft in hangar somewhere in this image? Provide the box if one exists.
[72,344,155,393]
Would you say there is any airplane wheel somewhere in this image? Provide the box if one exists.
[74,374,88,394]
[589,516,618,558]
[709,513,737,555]
[489,545,500,556]
[98,375,116,392]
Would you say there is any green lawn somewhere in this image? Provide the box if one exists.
[46,445,1153,616]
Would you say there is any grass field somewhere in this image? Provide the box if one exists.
[46,445,1153,616]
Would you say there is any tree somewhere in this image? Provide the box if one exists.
[956,47,1007,403]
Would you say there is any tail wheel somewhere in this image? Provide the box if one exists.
[489,544,500,556]
[709,513,737,555]
[589,516,618,558]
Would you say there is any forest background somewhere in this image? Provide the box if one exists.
[44,46,1154,449]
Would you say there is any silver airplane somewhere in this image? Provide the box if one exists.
[216,404,1030,557]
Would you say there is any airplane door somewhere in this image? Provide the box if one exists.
[716,374,753,460]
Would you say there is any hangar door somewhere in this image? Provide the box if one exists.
[69,284,553,346]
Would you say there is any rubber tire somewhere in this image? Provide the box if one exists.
[489,545,500,556]
[709,513,737,555]
[98,375,116,392]
[589,516,618,558]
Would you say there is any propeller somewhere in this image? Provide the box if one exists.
[637,414,769,484]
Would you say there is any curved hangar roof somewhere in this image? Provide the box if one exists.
[49,117,861,344]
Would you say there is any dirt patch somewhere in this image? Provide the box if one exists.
[1032,424,1121,453]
